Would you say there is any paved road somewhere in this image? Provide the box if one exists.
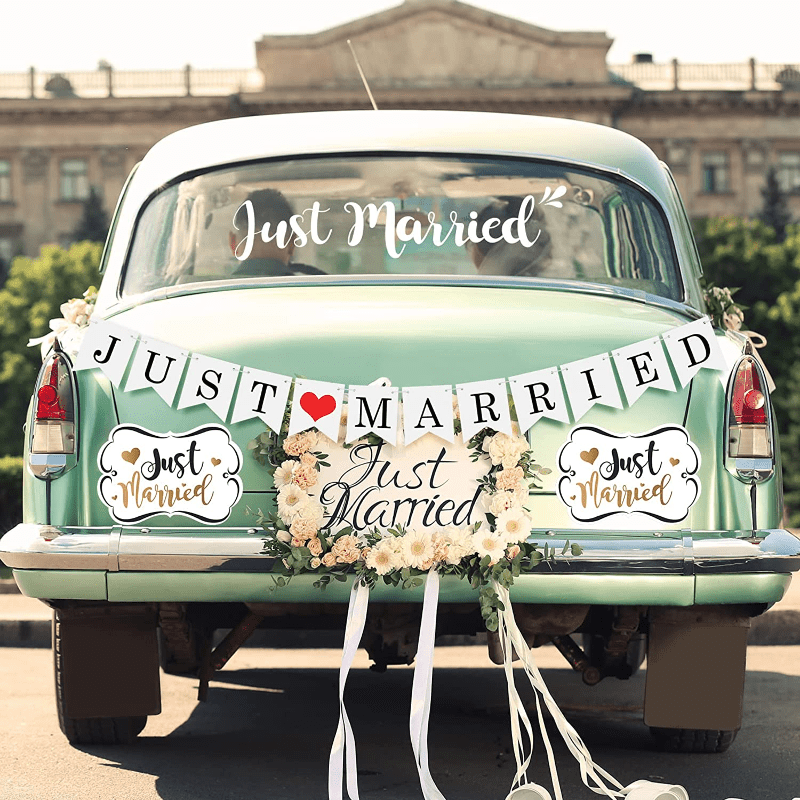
[1,645,799,800]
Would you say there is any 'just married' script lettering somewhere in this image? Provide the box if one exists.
[316,437,490,532]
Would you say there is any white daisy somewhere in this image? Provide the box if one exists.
[495,508,533,544]
[473,531,507,565]
[276,484,308,522]
[273,460,296,489]
[366,538,403,575]
[400,529,435,570]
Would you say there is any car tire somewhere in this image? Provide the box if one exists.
[53,613,153,745]
[649,727,738,753]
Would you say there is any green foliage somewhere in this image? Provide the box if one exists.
[72,187,110,244]
[0,456,23,534]
[0,243,101,456]
[694,218,800,523]
[759,166,792,244]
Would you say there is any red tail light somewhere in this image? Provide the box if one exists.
[728,356,771,459]
[30,353,75,462]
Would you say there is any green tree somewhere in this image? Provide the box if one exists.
[759,166,792,244]
[0,243,101,456]
[72,186,109,244]
[694,218,800,523]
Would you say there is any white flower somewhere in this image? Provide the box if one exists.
[482,432,529,467]
[400,529,435,570]
[276,484,308,522]
[495,508,532,544]
[473,531,507,565]
[366,537,403,575]
[485,490,521,517]
[276,530,292,543]
[442,527,474,565]
[273,460,296,489]
[293,497,325,524]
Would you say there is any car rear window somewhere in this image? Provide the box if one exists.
[121,155,683,301]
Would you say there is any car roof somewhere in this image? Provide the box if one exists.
[134,110,672,203]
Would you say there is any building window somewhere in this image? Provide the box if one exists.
[0,160,10,202]
[702,152,730,194]
[777,152,800,194]
[59,158,89,201]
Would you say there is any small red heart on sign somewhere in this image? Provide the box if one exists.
[300,392,337,422]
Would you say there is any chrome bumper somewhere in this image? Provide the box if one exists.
[2,524,799,575]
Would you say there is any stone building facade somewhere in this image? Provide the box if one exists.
[0,0,798,263]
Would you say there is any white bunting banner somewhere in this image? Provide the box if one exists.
[177,353,241,422]
[612,336,676,406]
[508,367,570,434]
[73,320,138,388]
[124,335,189,407]
[75,316,735,437]
[456,378,513,440]
[560,353,623,422]
[402,385,455,445]
[288,378,345,440]
[346,385,400,445]
[662,318,728,388]
[230,367,292,430]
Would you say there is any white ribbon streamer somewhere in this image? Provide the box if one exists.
[493,581,689,800]
[409,571,447,800]
[329,580,370,800]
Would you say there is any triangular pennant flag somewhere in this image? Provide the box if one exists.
[345,385,400,445]
[612,336,676,406]
[124,336,189,406]
[456,378,512,439]
[73,320,138,388]
[230,368,292,431]
[560,353,623,422]
[662,318,729,388]
[176,353,240,422]
[289,378,345,441]
[402,385,455,445]
[508,367,570,434]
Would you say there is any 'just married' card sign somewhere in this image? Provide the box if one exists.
[557,425,700,524]
[98,424,243,523]
[316,436,490,533]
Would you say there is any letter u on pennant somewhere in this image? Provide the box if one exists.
[124,336,189,406]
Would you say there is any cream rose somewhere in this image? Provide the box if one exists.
[300,452,317,468]
[291,464,318,491]
[290,516,319,541]
[283,430,319,456]
[442,527,474,565]
[506,544,521,560]
[310,557,322,569]
[331,534,361,564]
[307,536,323,557]
[322,552,336,567]
[496,466,525,491]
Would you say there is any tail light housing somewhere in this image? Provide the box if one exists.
[726,355,774,482]
[28,350,77,478]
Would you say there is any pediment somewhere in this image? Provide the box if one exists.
[255,1,613,90]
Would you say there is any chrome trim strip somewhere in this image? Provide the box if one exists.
[2,524,799,574]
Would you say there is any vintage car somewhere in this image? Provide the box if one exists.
[1,110,798,752]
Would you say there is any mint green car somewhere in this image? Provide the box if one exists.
[2,110,798,751]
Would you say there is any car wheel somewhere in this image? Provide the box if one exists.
[53,609,160,745]
[650,727,738,753]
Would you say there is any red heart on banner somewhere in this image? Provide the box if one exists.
[300,392,337,422]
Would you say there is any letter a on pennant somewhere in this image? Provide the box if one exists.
[662,318,728,387]
[456,378,512,439]
[402,385,454,445]
[288,378,345,440]
[73,320,138,388]
[124,336,189,406]
[345,385,400,445]
[560,354,623,423]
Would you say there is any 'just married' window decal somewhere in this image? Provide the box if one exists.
[557,425,701,523]
[97,424,243,524]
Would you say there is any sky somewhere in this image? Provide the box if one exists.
[0,0,798,74]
